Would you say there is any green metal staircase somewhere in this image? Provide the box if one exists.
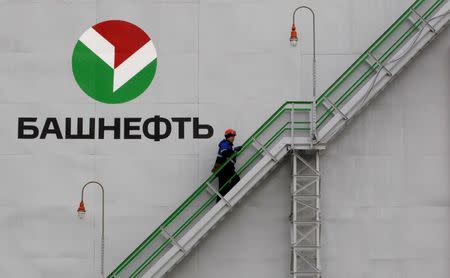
[108,0,450,277]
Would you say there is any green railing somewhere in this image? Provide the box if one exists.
[315,0,445,128]
[108,0,445,276]
[108,101,313,277]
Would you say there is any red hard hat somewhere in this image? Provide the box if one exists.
[224,129,236,137]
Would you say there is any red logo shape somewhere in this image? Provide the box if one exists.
[93,20,151,68]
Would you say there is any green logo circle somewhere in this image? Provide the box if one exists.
[72,20,157,104]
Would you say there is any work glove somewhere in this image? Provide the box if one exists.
[234,146,242,152]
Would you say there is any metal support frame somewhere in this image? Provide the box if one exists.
[322,96,349,120]
[366,53,393,76]
[409,8,436,32]
[290,151,321,277]
[160,227,186,253]
[206,182,231,207]
[252,136,278,162]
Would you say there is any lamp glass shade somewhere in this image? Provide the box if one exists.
[290,38,298,47]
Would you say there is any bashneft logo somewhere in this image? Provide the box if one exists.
[16,20,215,141]
[72,20,157,104]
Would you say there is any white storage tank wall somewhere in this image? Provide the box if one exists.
[167,25,450,278]
[319,28,449,277]
[0,0,447,278]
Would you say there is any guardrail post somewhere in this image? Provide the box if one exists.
[290,103,295,150]
[410,8,436,32]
